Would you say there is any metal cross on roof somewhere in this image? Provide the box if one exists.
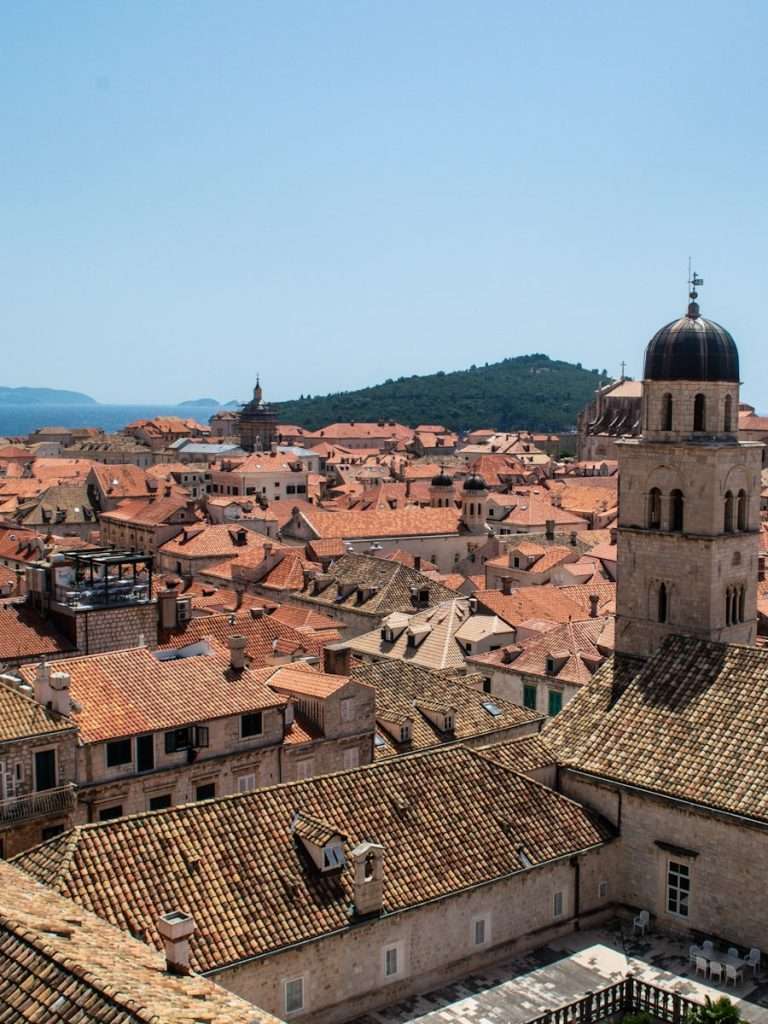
[688,257,703,301]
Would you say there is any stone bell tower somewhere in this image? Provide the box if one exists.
[615,278,762,658]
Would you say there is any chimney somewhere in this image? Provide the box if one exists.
[350,842,384,917]
[33,659,51,707]
[502,577,513,596]
[158,589,178,631]
[157,911,196,975]
[589,593,599,618]
[229,634,247,671]
[323,643,351,676]
[49,671,72,716]
[263,541,273,559]
[413,555,421,572]
[545,519,555,540]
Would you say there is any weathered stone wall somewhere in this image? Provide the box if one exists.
[73,603,158,654]
[216,848,615,1024]
[561,770,768,949]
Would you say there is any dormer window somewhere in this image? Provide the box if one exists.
[546,656,556,674]
[324,844,345,870]
[400,722,411,743]
[291,811,347,874]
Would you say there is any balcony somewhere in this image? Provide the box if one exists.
[0,783,77,825]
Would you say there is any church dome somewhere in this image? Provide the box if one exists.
[431,469,453,488]
[462,473,487,492]
[643,297,739,383]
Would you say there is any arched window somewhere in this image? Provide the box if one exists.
[670,489,684,532]
[737,489,747,531]
[693,393,706,432]
[731,588,739,626]
[725,588,732,626]
[658,582,668,624]
[724,491,734,533]
[724,394,733,432]
[739,586,746,623]
[648,488,662,530]
[661,393,673,431]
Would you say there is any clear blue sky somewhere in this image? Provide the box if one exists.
[2,1,766,405]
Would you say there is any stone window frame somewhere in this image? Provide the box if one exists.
[382,939,405,981]
[471,912,491,947]
[666,858,691,918]
[283,975,305,1017]
[553,890,565,918]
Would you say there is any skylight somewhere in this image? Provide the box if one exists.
[482,700,503,717]
[374,733,386,748]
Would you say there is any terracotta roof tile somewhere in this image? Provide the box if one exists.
[14,745,612,973]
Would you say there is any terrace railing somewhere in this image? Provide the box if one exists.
[524,974,701,1024]
[0,783,77,825]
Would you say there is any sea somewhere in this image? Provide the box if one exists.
[0,404,223,439]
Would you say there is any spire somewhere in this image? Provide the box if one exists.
[253,374,263,405]
[687,259,703,319]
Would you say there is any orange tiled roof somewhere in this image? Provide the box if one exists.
[0,605,74,661]
[295,506,461,540]
[157,609,332,663]
[14,745,612,973]
[0,860,277,1024]
[475,586,589,627]
[19,647,286,743]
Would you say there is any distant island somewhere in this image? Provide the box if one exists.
[275,354,610,432]
[0,386,97,406]
[177,397,221,407]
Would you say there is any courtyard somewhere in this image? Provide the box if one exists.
[353,923,768,1024]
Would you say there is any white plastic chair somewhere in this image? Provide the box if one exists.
[689,945,698,964]
[702,940,715,957]
[728,947,740,959]
[709,961,723,984]
[747,948,761,976]
[633,909,650,935]
[695,956,709,978]
[726,963,743,986]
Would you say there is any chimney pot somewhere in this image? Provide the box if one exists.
[157,910,196,975]
[589,593,599,618]
[228,634,247,671]
[502,577,513,596]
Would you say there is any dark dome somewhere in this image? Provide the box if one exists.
[431,470,453,488]
[462,473,487,492]
[643,301,739,382]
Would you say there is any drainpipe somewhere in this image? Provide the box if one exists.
[571,854,581,929]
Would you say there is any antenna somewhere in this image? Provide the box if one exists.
[620,360,626,379]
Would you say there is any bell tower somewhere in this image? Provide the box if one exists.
[615,277,762,657]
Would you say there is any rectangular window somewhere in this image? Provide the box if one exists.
[241,712,263,738]
[483,677,492,693]
[343,748,359,770]
[42,824,65,842]
[34,749,56,792]
[196,782,216,801]
[598,880,609,900]
[106,738,132,768]
[284,977,304,1016]
[98,805,123,821]
[237,773,256,793]
[149,794,172,811]
[384,945,399,978]
[667,860,690,917]
[136,734,154,773]
[548,690,563,717]
[340,698,354,723]
[553,891,564,918]
[523,684,537,710]
[473,916,489,946]
[165,727,192,753]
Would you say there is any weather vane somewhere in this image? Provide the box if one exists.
[688,257,703,301]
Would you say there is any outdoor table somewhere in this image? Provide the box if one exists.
[690,945,745,971]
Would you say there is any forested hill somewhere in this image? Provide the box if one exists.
[275,355,610,433]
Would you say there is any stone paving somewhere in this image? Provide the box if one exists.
[352,923,768,1024]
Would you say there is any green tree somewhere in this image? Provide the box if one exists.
[686,996,743,1024]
